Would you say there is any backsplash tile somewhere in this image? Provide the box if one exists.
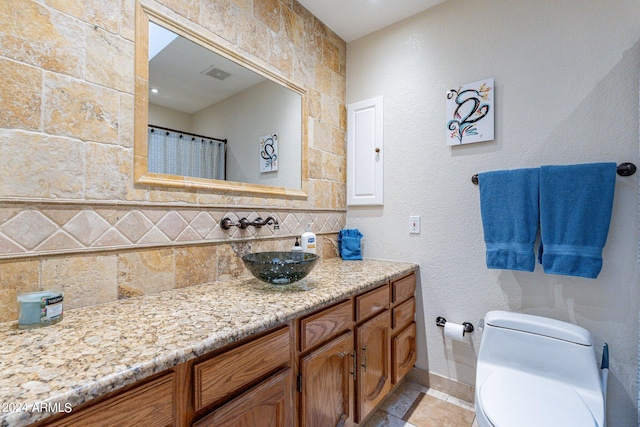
[0,204,345,259]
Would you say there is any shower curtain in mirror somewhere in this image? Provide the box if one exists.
[148,127,226,180]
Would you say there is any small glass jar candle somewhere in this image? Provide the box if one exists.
[17,289,64,330]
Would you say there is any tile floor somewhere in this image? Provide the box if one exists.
[364,381,478,427]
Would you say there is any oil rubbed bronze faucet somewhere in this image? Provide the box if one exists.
[220,216,279,230]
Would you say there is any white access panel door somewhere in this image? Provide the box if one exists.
[347,97,383,206]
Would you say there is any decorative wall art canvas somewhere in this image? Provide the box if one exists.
[259,133,278,172]
[446,78,494,146]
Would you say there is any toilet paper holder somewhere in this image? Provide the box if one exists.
[436,316,474,334]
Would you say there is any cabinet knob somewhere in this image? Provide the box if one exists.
[375,148,380,153]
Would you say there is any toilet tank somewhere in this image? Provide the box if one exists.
[477,311,602,393]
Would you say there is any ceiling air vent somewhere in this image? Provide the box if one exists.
[203,66,231,81]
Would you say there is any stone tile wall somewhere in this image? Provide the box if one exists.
[0,0,346,322]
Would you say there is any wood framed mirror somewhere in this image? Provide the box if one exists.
[134,2,308,198]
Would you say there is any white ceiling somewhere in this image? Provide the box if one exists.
[296,0,447,42]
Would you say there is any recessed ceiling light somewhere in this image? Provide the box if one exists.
[151,88,159,93]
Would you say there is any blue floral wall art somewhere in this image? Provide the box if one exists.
[446,78,494,146]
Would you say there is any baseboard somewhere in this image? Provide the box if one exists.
[407,367,475,404]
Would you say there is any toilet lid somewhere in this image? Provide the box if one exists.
[479,369,598,427]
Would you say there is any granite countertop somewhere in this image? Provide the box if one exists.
[0,258,416,427]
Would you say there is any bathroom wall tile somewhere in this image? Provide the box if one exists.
[0,259,39,323]
[294,53,315,90]
[333,182,346,210]
[41,254,118,310]
[0,235,26,255]
[119,0,136,41]
[311,119,333,153]
[237,14,270,61]
[44,74,120,144]
[0,59,42,131]
[282,4,304,51]
[322,151,344,183]
[0,131,85,199]
[189,212,217,238]
[314,61,333,97]
[35,231,83,252]
[86,26,134,93]
[63,211,111,246]
[0,211,59,251]
[312,180,332,209]
[307,88,322,119]
[322,39,340,74]
[119,94,135,149]
[322,94,341,129]
[253,0,282,33]
[175,245,217,288]
[307,148,322,179]
[91,229,129,248]
[217,243,250,281]
[117,248,174,298]
[269,30,294,77]
[115,211,154,243]
[85,143,132,200]
[148,188,198,204]
[332,127,346,156]
[0,0,85,77]
[158,0,201,22]
[46,0,120,34]
[201,0,239,45]
[229,0,252,14]
[156,211,189,241]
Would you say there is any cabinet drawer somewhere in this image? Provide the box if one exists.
[194,326,290,411]
[45,372,175,427]
[392,297,415,331]
[300,300,352,352]
[392,322,417,384]
[392,273,416,304]
[356,284,389,323]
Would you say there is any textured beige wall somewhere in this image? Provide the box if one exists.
[0,0,346,321]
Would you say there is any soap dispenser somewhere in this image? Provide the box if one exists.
[301,223,317,254]
[291,237,303,252]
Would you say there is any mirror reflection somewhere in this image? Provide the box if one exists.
[145,20,303,191]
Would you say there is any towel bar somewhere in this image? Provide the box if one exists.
[471,162,636,185]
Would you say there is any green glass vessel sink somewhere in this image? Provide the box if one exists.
[242,251,319,285]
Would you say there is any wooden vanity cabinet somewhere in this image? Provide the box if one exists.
[390,273,417,385]
[37,271,416,427]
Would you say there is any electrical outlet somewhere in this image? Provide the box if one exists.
[410,216,420,234]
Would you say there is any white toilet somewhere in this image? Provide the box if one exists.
[475,310,606,427]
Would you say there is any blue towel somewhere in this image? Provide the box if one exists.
[338,229,363,260]
[538,163,616,279]
[478,168,540,272]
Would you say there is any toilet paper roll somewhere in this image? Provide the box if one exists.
[444,322,466,341]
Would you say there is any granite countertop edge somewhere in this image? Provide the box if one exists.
[0,258,417,427]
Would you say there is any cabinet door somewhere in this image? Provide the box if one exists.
[392,322,417,384]
[300,331,354,427]
[193,369,293,427]
[347,96,383,206]
[355,310,391,423]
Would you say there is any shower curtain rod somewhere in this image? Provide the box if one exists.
[149,124,227,144]
[471,162,636,185]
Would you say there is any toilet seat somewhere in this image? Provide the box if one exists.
[478,369,598,427]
